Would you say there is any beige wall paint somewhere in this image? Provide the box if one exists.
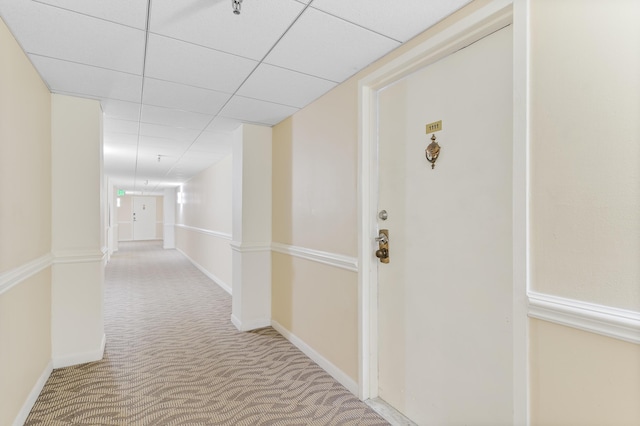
[528,1,640,424]
[530,0,640,310]
[0,19,51,272]
[272,79,358,256]
[0,17,52,425]
[272,252,358,380]
[530,319,640,426]
[176,155,232,290]
[178,155,232,234]
[0,270,52,426]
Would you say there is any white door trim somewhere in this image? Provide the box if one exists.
[356,1,529,424]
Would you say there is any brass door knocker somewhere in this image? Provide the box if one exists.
[425,134,441,169]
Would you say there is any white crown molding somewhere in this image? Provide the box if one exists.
[528,292,640,344]
[176,248,232,295]
[271,242,358,273]
[175,223,232,241]
[0,253,53,296]
[272,320,358,396]
[230,241,272,253]
[12,360,53,426]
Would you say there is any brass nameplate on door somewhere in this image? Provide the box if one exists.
[425,120,442,134]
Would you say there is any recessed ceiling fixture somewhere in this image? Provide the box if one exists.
[232,0,242,15]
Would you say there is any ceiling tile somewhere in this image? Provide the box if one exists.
[33,0,148,29]
[138,136,190,153]
[139,123,202,144]
[150,0,305,61]
[237,63,337,108]
[189,131,234,153]
[220,96,298,126]
[104,132,139,146]
[101,99,141,121]
[141,104,213,130]
[206,117,243,133]
[2,1,145,74]
[310,0,472,42]
[142,78,231,115]
[29,55,143,102]
[104,118,139,135]
[145,34,257,92]
[264,7,400,82]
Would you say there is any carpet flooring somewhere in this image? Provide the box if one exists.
[25,241,388,425]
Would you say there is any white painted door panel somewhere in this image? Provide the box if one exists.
[132,196,156,241]
[377,26,513,425]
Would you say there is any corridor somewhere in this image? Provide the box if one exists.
[25,242,387,425]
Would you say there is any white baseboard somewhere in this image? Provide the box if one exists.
[53,333,106,369]
[230,314,271,332]
[176,248,232,295]
[271,320,358,396]
[12,360,53,426]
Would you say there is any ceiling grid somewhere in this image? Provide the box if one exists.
[0,0,471,193]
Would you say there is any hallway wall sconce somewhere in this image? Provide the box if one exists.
[177,191,185,205]
[117,198,121,208]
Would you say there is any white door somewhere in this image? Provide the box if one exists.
[376,26,513,425]
[132,196,156,241]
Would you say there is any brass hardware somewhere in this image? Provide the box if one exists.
[375,229,389,263]
[425,120,442,133]
[425,134,441,169]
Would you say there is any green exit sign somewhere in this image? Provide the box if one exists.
[117,189,126,196]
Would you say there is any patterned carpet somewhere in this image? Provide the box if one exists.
[26,241,388,425]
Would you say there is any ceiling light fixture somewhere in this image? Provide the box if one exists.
[232,0,242,15]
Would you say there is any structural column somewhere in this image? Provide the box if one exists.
[231,124,272,331]
[51,94,105,368]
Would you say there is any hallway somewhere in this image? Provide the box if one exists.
[25,242,387,425]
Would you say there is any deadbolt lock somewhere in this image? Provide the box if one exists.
[375,229,389,263]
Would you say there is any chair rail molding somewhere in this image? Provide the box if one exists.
[175,223,232,241]
[0,253,53,295]
[528,291,640,344]
[271,242,358,273]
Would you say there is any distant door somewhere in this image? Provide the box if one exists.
[132,196,156,241]
[376,26,513,424]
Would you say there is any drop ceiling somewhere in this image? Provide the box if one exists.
[0,0,471,194]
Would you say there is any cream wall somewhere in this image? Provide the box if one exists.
[530,0,640,310]
[529,0,640,424]
[176,154,233,292]
[271,81,360,382]
[530,319,640,426]
[0,17,52,426]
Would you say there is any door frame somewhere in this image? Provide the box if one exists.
[356,1,529,424]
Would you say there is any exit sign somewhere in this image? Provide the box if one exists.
[117,189,125,196]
